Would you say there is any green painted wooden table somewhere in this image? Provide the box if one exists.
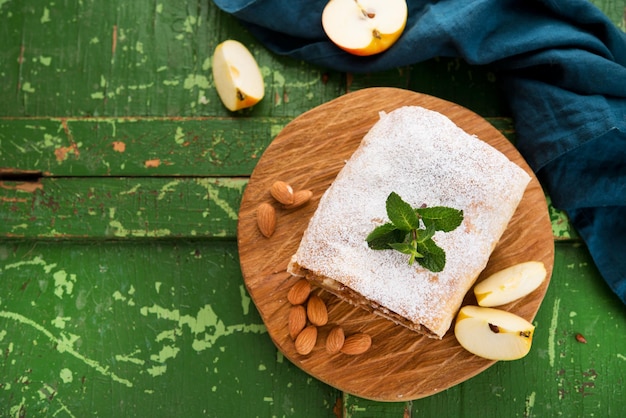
[1,1,625,417]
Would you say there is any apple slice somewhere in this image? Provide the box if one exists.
[212,40,265,111]
[454,305,535,361]
[321,0,408,56]
[474,261,547,307]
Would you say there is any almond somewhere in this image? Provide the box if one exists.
[295,325,317,355]
[283,189,313,209]
[287,279,311,305]
[340,333,372,355]
[325,326,345,354]
[288,305,307,340]
[306,294,328,326]
[270,180,294,205]
[256,203,276,237]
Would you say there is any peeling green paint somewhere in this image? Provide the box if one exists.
[11,223,28,231]
[201,57,211,71]
[150,345,180,363]
[4,255,57,274]
[39,56,52,66]
[272,70,286,88]
[52,316,71,329]
[60,368,73,383]
[9,398,27,418]
[43,133,62,147]
[182,15,197,33]
[147,364,167,377]
[157,180,180,200]
[22,82,35,93]
[183,74,210,90]
[197,178,240,221]
[548,297,561,368]
[156,329,177,342]
[270,124,285,138]
[524,391,536,416]
[108,220,172,238]
[0,311,133,387]
[240,285,251,316]
[174,126,185,144]
[40,7,51,23]
[115,350,146,366]
[120,184,141,195]
[53,270,76,298]
[113,290,126,301]
[137,302,266,355]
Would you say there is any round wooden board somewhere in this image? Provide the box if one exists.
[237,87,554,401]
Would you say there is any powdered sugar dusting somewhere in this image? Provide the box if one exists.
[289,106,531,337]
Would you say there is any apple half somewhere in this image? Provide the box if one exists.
[321,0,408,56]
[474,261,547,307]
[212,40,265,111]
[454,305,535,361]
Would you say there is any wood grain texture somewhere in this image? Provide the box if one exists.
[0,118,281,177]
[238,88,554,401]
[0,177,245,239]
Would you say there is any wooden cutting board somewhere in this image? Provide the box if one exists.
[237,87,554,401]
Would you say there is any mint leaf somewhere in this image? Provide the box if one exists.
[388,242,418,255]
[389,242,423,265]
[366,223,405,250]
[416,206,464,232]
[386,192,420,231]
[415,238,446,272]
[415,222,436,243]
[366,192,462,273]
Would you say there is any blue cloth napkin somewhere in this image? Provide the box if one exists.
[214,0,626,304]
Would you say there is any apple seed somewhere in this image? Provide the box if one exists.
[488,323,500,333]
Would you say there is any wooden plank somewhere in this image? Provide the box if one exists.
[0,117,284,176]
[0,116,518,177]
[0,177,245,240]
[0,240,341,417]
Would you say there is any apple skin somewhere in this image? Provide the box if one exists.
[474,261,547,307]
[321,0,408,56]
[454,305,535,361]
[212,40,265,111]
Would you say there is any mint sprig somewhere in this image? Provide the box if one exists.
[366,192,464,272]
